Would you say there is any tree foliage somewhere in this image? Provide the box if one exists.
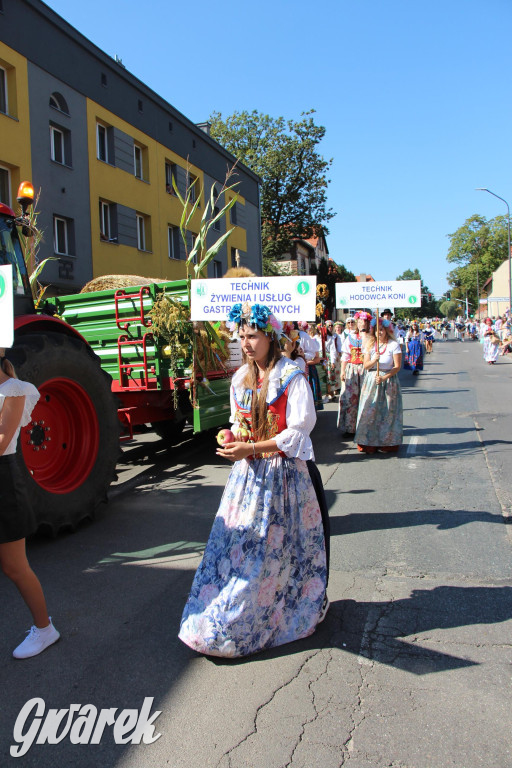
[394,268,440,319]
[315,258,356,318]
[209,109,334,259]
[446,214,508,308]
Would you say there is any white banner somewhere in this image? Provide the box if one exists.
[0,265,14,348]
[335,280,422,310]
[190,276,316,321]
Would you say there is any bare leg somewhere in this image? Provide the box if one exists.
[0,539,50,628]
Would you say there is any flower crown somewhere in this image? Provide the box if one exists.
[354,311,372,320]
[228,302,285,339]
[370,317,391,328]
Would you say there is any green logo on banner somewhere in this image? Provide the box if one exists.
[339,297,347,306]
[408,295,417,305]
[196,284,207,297]
[297,281,310,296]
[0,274,5,300]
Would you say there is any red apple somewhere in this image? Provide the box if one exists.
[217,428,235,446]
[237,427,251,443]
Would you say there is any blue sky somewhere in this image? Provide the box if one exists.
[45,0,512,296]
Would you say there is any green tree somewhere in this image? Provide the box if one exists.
[315,257,356,318]
[446,214,508,308]
[209,109,334,260]
[394,268,440,319]
[438,299,459,319]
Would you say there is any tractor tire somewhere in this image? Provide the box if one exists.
[7,332,120,533]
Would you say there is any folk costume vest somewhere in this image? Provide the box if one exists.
[232,362,305,458]
[347,333,363,365]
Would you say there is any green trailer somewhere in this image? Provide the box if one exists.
[47,280,233,442]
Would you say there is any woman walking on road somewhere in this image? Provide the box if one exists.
[404,322,424,375]
[354,320,403,454]
[337,312,371,435]
[482,318,500,364]
[0,351,60,659]
[178,303,328,658]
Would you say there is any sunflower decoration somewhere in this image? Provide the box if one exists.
[317,284,329,300]
[316,302,325,320]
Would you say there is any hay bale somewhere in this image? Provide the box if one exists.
[80,274,164,293]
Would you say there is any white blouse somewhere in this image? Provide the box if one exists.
[365,339,401,371]
[230,358,316,461]
[0,377,40,455]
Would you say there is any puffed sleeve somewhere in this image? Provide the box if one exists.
[341,335,351,362]
[274,373,316,461]
[0,378,40,426]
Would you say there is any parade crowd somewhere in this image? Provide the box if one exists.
[2,299,511,662]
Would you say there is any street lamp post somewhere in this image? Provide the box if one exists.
[476,188,512,316]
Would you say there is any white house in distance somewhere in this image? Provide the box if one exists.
[276,232,329,275]
[480,258,511,318]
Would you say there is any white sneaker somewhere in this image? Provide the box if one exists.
[318,595,330,624]
[13,619,60,659]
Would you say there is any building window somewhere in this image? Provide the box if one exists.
[101,72,107,87]
[49,92,69,115]
[138,99,143,113]
[53,216,69,255]
[188,173,198,203]
[99,200,116,241]
[168,225,180,260]
[213,206,220,231]
[165,161,177,194]
[0,67,7,114]
[0,166,11,206]
[212,260,222,278]
[136,214,146,251]
[230,202,238,226]
[50,126,64,164]
[97,122,113,163]
[134,145,143,179]
[188,231,198,264]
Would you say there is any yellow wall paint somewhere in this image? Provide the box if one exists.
[0,42,32,206]
[86,100,244,280]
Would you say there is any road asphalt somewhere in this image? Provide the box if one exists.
[1,336,511,768]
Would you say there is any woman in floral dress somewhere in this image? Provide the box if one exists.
[354,319,403,454]
[482,317,500,364]
[178,303,328,658]
[337,312,371,434]
[404,322,423,375]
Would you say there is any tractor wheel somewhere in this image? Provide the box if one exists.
[7,332,120,533]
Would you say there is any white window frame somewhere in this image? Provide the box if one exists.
[165,161,177,194]
[0,165,11,206]
[97,123,109,163]
[50,125,65,164]
[168,225,178,260]
[99,201,111,240]
[0,67,7,115]
[53,216,68,255]
[136,214,146,251]
[212,260,222,278]
[134,144,143,179]
[188,174,197,203]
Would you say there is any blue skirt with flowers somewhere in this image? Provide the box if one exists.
[179,455,327,658]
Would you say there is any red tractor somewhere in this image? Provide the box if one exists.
[1,183,119,533]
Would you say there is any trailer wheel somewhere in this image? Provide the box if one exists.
[7,332,120,533]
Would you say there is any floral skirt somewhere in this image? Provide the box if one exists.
[337,362,364,434]
[354,371,403,447]
[327,358,341,393]
[179,456,327,658]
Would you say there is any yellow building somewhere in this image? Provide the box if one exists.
[1,1,261,293]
